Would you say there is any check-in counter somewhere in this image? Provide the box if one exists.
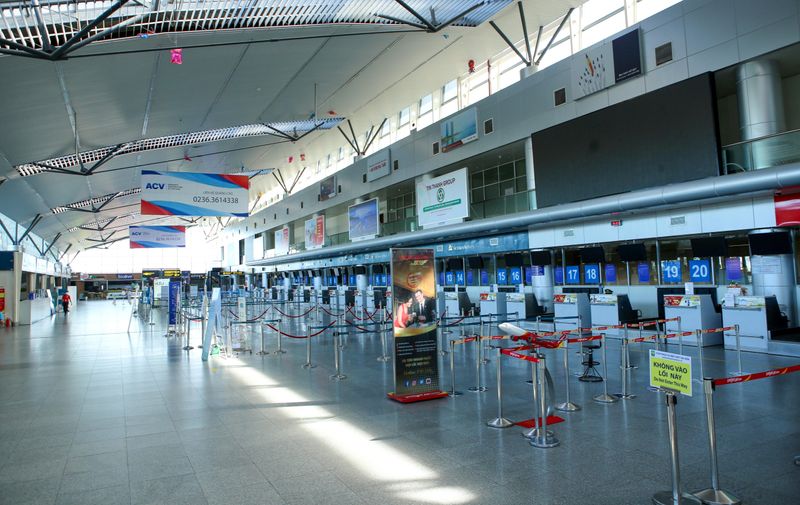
[506,293,527,320]
[18,295,53,325]
[554,293,591,333]
[663,295,722,346]
[353,289,368,312]
[722,296,771,352]
[337,287,348,309]
[590,294,623,337]
[479,292,507,321]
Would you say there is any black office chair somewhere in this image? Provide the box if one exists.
[765,296,789,331]
[579,335,603,383]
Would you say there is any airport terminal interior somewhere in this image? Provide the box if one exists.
[0,0,799,504]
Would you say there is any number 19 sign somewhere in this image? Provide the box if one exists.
[141,170,250,217]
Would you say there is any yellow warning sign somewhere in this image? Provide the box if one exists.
[649,350,692,396]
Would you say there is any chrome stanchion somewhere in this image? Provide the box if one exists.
[593,334,618,404]
[377,309,390,362]
[182,316,194,351]
[481,315,491,364]
[468,336,487,392]
[614,337,636,399]
[556,338,580,412]
[693,379,741,505]
[275,320,286,354]
[487,346,513,428]
[530,352,559,448]
[652,391,701,505]
[731,324,744,377]
[623,324,636,369]
[448,339,462,397]
[330,331,346,381]
[696,330,705,384]
[256,321,269,355]
[302,325,316,369]
[439,325,448,356]
[677,316,683,355]
[522,356,541,439]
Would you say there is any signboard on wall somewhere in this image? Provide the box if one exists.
[572,28,642,98]
[304,215,325,250]
[129,226,186,248]
[612,29,642,83]
[440,108,478,153]
[366,150,391,183]
[348,198,379,241]
[274,227,290,255]
[416,168,469,229]
[141,170,249,217]
[389,248,444,402]
[319,175,337,202]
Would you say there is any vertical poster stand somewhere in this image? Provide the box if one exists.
[387,248,447,403]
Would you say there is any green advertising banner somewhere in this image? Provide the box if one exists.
[389,248,446,403]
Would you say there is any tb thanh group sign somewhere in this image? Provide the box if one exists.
[141,170,249,217]
[416,168,469,229]
[389,248,446,403]
[129,226,186,248]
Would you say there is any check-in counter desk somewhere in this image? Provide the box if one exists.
[479,292,507,321]
[554,293,591,333]
[590,294,622,337]
[438,291,459,318]
[337,288,348,310]
[353,289,368,312]
[721,295,793,354]
[19,296,53,325]
[506,293,527,320]
[663,295,722,346]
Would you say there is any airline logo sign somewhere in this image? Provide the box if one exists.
[366,150,391,182]
[129,226,186,249]
[141,170,249,217]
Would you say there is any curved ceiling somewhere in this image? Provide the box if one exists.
[0,0,581,252]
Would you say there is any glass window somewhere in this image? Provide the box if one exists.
[581,0,624,27]
[498,56,524,90]
[398,107,411,127]
[581,10,626,48]
[636,0,682,22]
[419,94,433,115]
[442,79,458,103]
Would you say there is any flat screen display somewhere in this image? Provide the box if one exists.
[530,250,552,266]
[532,73,721,208]
[691,237,728,257]
[749,232,792,255]
[617,243,647,262]
[348,198,379,241]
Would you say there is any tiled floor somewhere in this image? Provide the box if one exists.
[0,300,797,505]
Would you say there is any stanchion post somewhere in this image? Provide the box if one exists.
[302,325,316,369]
[522,356,540,439]
[439,325,448,356]
[257,322,268,355]
[448,339,462,397]
[481,315,491,364]
[693,379,741,505]
[330,331,347,381]
[378,311,390,362]
[487,346,513,428]
[275,320,286,354]
[677,316,683,355]
[468,336,486,392]
[556,337,580,412]
[182,316,194,351]
[696,330,705,383]
[652,391,701,505]
[614,337,636,400]
[593,334,618,404]
[732,324,743,377]
[530,352,559,448]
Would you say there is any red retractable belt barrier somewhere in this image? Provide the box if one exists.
[263,321,336,339]
[501,345,540,362]
[274,306,315,318]
[713,363,800,386]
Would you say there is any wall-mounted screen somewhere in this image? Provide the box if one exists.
[348,198,379,241]
[617,243,647,262]
[440,108,478,153]
[533,73,721,208]
[691,237,728,257]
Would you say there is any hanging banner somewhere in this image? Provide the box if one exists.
[129,226,186,248]
[141,170,249,217]
[366,150,391,182]
[304,215,325,250]
[348,198,379,241]
[440,108,478,153]
[389,248,445,403]
[416,167,469,229]
[274,227,290,255]
[168,279,180,325]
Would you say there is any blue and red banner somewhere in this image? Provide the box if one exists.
[130,225,186,248]
[141,170,250,217]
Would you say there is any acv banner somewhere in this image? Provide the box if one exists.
[390,248,444,402]
[141,170,249,217]
[129,226,186,248]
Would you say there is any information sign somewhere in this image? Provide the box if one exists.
[141,170,249,217]
[129,226,186,248]
[649,350,692,396]
[661,260,682,284]
[496,268,508,285]
[689,259,711,283]
[509,267,522,285]
[725,257,742,281]
[584,264,600,284]
[605,264,617,283]
[416,168,469,229]
[565,265,580,285]
[637,262,650,283]
[554,266,564,285]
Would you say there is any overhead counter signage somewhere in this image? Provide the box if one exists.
[142,269,162,278]
[162,269,182,278]
[129,225,186,248]
[416,167,469,229]
[141,170,249,217]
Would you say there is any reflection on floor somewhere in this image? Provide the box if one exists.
[0,300,797,505]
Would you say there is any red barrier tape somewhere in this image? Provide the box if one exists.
[568,335,603,344]
[700,326,736,334]
[320,306,345,317]
[501,346,540,362]
[713,363,800,386]
[274,306,315,319]
[263,321,336,339]
[452,336,478,345]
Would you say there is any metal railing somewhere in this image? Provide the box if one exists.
[721,128,800,174]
